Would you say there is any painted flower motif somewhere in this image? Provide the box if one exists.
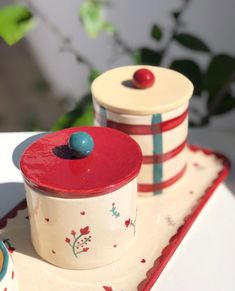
[8,247,15,254]
[71,230,76,236]
[125,211,137,235]
[103,286,113,291]
[3,239,15,254]
[125,219,131,227]
[80,226,90,235]
[110,202,120,218]
[65,237,71,243]
[65,226,91,258]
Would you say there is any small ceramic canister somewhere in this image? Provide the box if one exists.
[0,240,18,291]
[92,65,194,196]
[20,127,142,270]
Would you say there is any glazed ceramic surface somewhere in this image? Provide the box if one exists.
[0,146,228,290]
[92,66,193,195]
[24,179,137,269]
[0,240,18,291]
[20,127,142,269]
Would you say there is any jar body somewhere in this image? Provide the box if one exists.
[93,100,188,196]
[24,178,137,269]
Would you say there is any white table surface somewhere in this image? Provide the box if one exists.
[0,132,235,291]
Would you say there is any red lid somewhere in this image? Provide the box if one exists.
[20,127,142,198]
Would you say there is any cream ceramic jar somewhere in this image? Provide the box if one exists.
[0,240,18,291]
[91,66,194,196]
[20,127,142,270]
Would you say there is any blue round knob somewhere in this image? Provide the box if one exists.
[68,132,94,158]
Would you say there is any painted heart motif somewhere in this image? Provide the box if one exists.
[125,218,131,227]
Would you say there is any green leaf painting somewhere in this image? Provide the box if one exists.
[0,5,35,45]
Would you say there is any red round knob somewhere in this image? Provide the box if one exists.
[132,68,155,89]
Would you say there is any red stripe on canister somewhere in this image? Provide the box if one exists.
[94,108,188,135]
[138,164,187,192]
[143,139,187,164]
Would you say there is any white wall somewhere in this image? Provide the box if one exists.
[25,0,235,127]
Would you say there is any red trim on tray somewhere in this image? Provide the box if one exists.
[138,164,187,192]
[142,139,187,164]
[0,145,230,291]
[138,144,230,291]
[94,108,188,135]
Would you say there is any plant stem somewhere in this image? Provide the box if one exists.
[72,234,83,257]
[112,31,134,55]
[160,0,191,64]
[24,0,95,70]
[207,72,235,117]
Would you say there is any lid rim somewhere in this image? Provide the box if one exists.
[91,65,194,115]
[20,127,142,198]
[22,172,139,198]
[92,95,192,115]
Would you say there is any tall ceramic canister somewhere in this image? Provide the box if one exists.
[20,127,142,269]
[92,66,194,196]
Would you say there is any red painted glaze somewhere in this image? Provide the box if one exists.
[138,164,187,192]
[95,108,188,135]
[20,127,142,198]
[138,145,230,290]
[132,68,155,89]
[142,139,187,164]
[0,145,230,290]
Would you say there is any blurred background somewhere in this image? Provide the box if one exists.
[0,0,234,187]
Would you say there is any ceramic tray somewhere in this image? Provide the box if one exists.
[0,145,229,291]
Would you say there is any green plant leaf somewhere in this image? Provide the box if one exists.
[102,22,115,33]
[79,0,114,38]
[0,5,35,45]
[51,94,92,130]
[151,24,162,41]
[170,59,203,95]
[134,47,162,65]
[71,103,93,126]
[206,54,235,97]
[174,33,210,52]
[207,92,235,115]
[89,69,100,83]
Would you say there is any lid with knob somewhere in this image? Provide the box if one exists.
[91,65,194,115]
[20,127,142,198]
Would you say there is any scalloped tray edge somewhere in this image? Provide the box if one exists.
[0,145,230,291]
[138,144,230,290]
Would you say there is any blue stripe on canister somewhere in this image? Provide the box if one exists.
[100,106,107,126]
[152,114,163,195]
